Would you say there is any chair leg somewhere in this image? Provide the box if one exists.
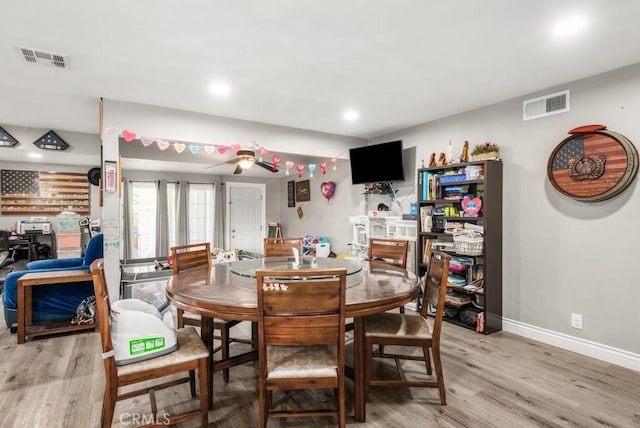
[177,308,185,328]
[337,383,346,428]
[365,337,373,401]
[432,346,446,405]
[423,345,432,375]
[189,369,196,398]
[222,326,230,383]
[258,382,267,428]
[198,358,209,427]
[101,385,117,428]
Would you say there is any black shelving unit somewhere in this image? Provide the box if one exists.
[417,160,503,334]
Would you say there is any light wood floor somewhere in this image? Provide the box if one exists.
[1,310,639,427]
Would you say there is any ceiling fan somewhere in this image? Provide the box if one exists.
[207,149,279,174]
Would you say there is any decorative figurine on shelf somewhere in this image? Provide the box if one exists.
[436,152,446,166]
[471,142,500,161]
[461,140,469,163]
[428,152,436,167]
[446,140,453,164]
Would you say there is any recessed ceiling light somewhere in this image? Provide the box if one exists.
[552,15,587,37]
[343,110,359,121]
[28,152,43,159]
[209,81,231,96]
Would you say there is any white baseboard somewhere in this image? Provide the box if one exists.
[503,318,640,372]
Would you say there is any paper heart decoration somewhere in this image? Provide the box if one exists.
[217,145,228,154]
[156,139,170,151]
[105,127,115,135]
[461,197,483,217]
[122,130,137,142]
[272,155,282,171]
[319,161,327,175]
[230,144,241,153]
[173,143,186,154]
[259,147,268,156]
[320,181,336,203]
[331,158,337,170]
[296,163,305,178]
[140,136,153,147]
[285,161,294,175]
[188,144,200,154]
[204,145,216,155]
[308,163,316,178]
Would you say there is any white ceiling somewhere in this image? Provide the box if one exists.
[2,1,640,168]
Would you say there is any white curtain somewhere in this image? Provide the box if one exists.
[122,179,133,261]
[155,179,169,257]
[176,181,190,245]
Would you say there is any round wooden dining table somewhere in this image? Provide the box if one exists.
[166,257,419,422]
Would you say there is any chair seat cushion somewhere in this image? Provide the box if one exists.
[267,344,337,379]
[117,327,209,376]
[365,312,433,339]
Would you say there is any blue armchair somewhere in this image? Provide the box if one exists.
[3,233,103,329]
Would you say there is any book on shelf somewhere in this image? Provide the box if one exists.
[445,293,473,307]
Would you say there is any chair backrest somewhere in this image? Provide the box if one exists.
[89,259,117,372]
[171,242,212,274]
[256,267,347,348]
[420,250,451,343]
[82,233,104,267]
[263,237,303,258]
[368,238,409,268]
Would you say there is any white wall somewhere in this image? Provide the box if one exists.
[370,63,640,358]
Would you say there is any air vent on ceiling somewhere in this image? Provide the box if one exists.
[523,90,569,121]
[17,46,70,69]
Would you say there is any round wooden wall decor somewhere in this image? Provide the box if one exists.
[547,124,639,202]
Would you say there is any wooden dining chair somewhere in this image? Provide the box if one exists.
[364,250,451,405]
[262,237,303,257]
[368,237,410,314]
[256,267,347,428]
[90,259,209,428]
[171,242,249,382]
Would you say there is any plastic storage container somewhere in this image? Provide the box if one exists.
[465,165,482,180]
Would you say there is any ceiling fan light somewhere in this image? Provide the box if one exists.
[238,158,255,170]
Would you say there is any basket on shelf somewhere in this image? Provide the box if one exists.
[453,230,484,256]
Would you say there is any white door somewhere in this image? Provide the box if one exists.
[225,182,266,254]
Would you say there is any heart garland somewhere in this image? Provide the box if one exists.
[106,127,344,178]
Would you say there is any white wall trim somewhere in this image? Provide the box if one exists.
[503,318,640,372]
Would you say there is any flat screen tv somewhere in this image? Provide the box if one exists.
[349,140,405,184]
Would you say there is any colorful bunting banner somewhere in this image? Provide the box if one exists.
[109,126,342,178]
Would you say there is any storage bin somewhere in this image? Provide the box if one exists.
[57,216,80,233]
[57,233,81,249]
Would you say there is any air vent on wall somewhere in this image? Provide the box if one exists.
[16,46,70,69]
[523,90,569,121]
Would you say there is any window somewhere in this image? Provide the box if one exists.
[130,181,157,258]
[188,183,215,246]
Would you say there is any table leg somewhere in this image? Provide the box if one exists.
[200,315,214,410]
[17,283,26,344]
[354,316,366,422]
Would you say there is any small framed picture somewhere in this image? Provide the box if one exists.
[295,179,310,202]
[104,160,118,193]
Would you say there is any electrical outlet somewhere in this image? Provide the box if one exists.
[571,313,583,330]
